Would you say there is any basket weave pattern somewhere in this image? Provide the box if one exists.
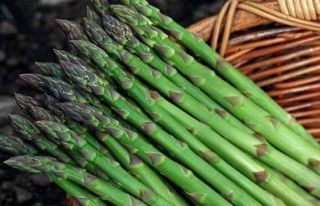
[188,0,320,140]
[68,0,320,205]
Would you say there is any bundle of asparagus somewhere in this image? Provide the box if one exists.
[2,0,320,205]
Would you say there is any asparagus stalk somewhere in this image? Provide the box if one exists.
[121,0,318,146]
[101,14,252,134]
[5,156,142,206]
[59,102,232,206]
[36,120,173,206]
[70,33,283,205]
[9,114,76,165]
[72,30,320,198]
[110,5,320,172]
[0,134,37,155]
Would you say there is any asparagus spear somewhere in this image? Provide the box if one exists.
[5,156,141,206]
[9,114,76,165]
[55,19,89,41]
[36,120,173,206]
[110,5,320,172]
[59,102,233,206]
[71,33,320,198]
[0,134,37,155]
[120,0,318,146]
[69,34,284,205]
[101,14,252,134]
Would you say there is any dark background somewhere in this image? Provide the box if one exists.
[0,0,224,205]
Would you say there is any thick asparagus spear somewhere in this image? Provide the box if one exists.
[101,14,252,134]
[0,134,37,155]
[59,102,233,206]
[36,120,173,206]
[71,32,320,198]
[5,156,142,206]
[110,5,320,172]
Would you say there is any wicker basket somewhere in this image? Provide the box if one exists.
[68,0,320,205]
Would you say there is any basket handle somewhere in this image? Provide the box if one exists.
[189,0,320,56]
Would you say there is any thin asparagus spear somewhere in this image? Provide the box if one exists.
[70,30,283,205]
[5,156,142,206]
[110,5,320,173]
[59,102,233,206]
[121,0,318,147]
[101,14,252,134]
[0,134,37,155]
[71,34,320,199]
[9,114,76,165]
[36,121,173,206]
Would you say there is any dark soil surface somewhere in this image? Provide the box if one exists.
[0,0,224,205]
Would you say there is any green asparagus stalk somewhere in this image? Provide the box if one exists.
[121,0,318,147]
[59,102,233,206]
[5,155,141,206]
[110,5,320,172]
[9,114,77,165]
[72,30,320,198]
[36,120,173,206]
[101,14,252,134]
[69,32,284,205]
[0,134,37,155]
